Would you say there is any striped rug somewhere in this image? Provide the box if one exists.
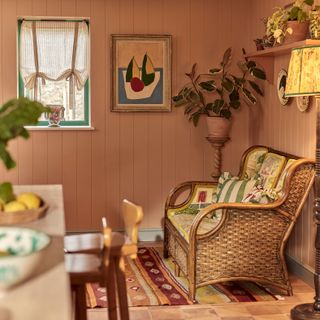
[86,247,282,307]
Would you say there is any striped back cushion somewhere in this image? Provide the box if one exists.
[217,178,258,203]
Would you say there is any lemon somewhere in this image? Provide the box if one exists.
[4,201,27,212]
[16,192,41,209]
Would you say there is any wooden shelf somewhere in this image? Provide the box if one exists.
[244,39,320,83]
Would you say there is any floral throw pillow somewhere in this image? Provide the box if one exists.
[242,185,279,204]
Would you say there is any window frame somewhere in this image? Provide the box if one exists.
[17,18,91,127]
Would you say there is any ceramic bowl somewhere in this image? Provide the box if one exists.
[0,227,50,289]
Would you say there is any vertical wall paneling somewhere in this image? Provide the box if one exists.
[46,0,63,186]
[2,0,19,184]
[61,0,78,229]
[118,0,134,229]
[17,0,33,185]
[2,0,254,233]
[147,0,164,229]
[132,0,149,228]
[250,0,318,270]
[91,0,107,228]
[75,0,93,230]
[31,0,48,186]
[105,0,121,228]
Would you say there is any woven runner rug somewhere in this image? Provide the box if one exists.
[86,247,282,308]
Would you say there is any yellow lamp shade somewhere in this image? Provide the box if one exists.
[285,46,320,97]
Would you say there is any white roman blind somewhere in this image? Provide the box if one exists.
[20,20,89,109]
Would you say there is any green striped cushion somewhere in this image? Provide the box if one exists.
[217,178,258,203]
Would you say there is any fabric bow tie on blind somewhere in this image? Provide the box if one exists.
[20,20,89,109]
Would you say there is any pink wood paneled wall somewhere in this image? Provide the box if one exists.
[248,0,318,270]
[0,0,252,231]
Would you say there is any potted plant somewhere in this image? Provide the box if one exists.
[172,48,266,137]
[309,6,320,39]
[266,0,314,45]
[0,98,49,199]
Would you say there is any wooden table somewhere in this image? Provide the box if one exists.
[0,185,72,320]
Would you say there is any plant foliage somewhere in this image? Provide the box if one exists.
[172,48,266,126]
[0,98,49,169]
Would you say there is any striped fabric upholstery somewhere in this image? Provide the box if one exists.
[217,178,258,203]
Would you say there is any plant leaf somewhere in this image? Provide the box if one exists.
[0,182,15,203]
[305,0,314,5]
[212,99,224,114]
[229,89,240,101]
[0,98,49,169]
[192,112,201,126]
[242,88,257,104]
[172,94,183,102]
[209,68,221,74]
[246,60,256,69]
[250,67,266,80]
[199,81,216,91]
[222,78,234,92]
[221,48,232,67]
[248,80,264,96]
[220,109,231,119]
[229,100,240,109]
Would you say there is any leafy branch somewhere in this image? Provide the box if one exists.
[173,48,266,126]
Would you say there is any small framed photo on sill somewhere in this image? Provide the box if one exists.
[111,34,172,112]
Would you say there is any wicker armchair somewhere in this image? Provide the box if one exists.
[163,145,315,301]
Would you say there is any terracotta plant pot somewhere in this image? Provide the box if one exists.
[283,21,309,44]
[206,117,231,138]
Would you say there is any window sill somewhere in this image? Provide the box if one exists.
[25,126,95,131]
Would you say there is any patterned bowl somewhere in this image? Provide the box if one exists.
[0,227,50,289]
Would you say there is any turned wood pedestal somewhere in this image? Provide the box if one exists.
[206,136,230,183]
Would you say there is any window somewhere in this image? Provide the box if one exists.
[18,19,90,127]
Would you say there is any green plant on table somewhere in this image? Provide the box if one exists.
[0,98,49,201]
[172,48,266,126]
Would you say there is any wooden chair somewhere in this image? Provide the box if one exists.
[65,218,112,320]
[65,199,144,320]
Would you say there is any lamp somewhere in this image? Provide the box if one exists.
[285,45,320,319]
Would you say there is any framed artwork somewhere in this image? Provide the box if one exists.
[111,34,172,112]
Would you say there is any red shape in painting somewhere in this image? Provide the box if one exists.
[130,77,145,92]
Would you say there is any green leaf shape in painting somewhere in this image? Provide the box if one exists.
[141,53,155,86]
[0,98,49,169]
[126,57,139,82]
[0,182,15,203]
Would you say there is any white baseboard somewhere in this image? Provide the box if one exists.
[138,228,164,242]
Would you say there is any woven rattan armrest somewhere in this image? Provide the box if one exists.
[189,200,289,241]
[165,181,216,210]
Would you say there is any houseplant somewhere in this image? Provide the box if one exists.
[309,6,320,39]
[0,98,49,201]
[266,0,314,45]
[172,48,266,137]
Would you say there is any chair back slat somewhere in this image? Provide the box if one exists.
[122,199,143,245]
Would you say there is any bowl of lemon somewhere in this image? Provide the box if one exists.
[0,226,50,289]
[0,183,48,225]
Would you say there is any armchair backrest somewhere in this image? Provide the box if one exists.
[239,145,315,218]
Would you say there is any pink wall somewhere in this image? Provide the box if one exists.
[248,0,318,270]
[0,0,251,231]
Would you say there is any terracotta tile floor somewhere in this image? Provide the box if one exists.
[87,273,314,320]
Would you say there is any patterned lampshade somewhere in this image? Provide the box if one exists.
[285,46,320,97]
